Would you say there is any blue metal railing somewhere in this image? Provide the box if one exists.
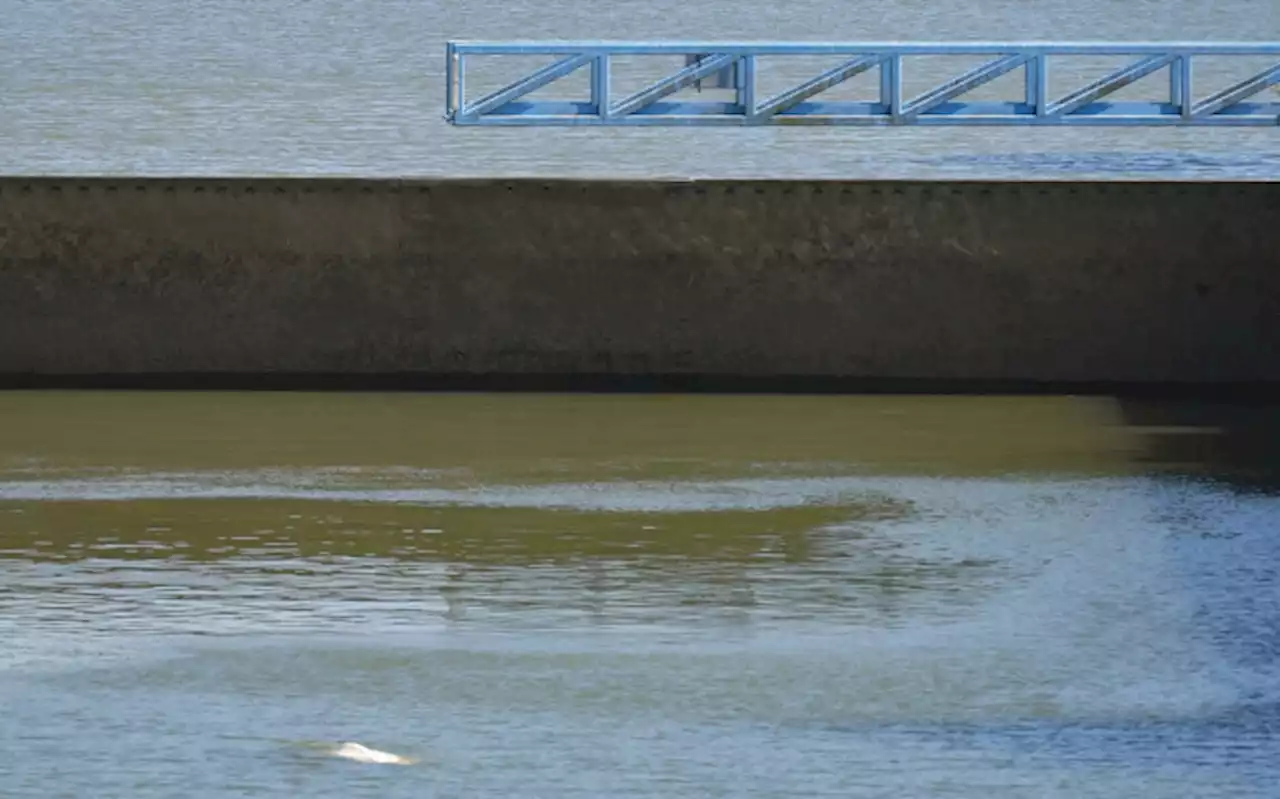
[445,41,1280,126]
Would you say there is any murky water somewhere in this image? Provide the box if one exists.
[2,0,1279,178]
[1,392,1278,797]
[3,4,1280,793]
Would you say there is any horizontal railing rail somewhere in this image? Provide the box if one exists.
[445,41,1280,126]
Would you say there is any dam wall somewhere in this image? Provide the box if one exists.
[1,177,1278,389]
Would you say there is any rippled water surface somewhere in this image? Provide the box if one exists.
[2,0,1279,178]
[1,392,1279,797]
[5,3,1280,793]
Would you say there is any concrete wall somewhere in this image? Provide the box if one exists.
[1,177,1278,388]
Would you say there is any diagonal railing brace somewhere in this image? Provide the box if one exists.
[460,54,594,119]
[901,54,1031,118]
[754,55,885,117]
[610,54,738,116]
[1192,63,1280,117]
[1047,54,1177,116]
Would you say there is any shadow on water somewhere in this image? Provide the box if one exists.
[1118,398,1280,491]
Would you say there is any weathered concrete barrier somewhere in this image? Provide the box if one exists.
[0,177,1277,389]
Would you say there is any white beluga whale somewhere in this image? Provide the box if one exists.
[329,741,418,765]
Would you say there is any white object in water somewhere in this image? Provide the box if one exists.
[331,742,417,765]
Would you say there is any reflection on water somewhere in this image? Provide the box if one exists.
[1,392,1278,798]
[0,484,994,638]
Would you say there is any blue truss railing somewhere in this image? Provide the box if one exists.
[445,41,1280,126]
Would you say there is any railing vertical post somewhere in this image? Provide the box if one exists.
[1035,53,1048,116]
[446,42,460,118]
[1178,55,1194,119]
[1025,53,1047,115]
[738,55,757,117]
[592,54,611,119]
[1024,55,1037,111]
[882,54,902,119]
[1170,56,1183,109]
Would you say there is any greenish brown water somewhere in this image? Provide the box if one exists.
[0,391,1148,475]
[2,392,1279,797]
[4,0,1280,792]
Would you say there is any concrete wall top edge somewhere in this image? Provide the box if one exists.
[1,175,1277,196]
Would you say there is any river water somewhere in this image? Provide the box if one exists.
[1,392,1279,797]
[2,0,1280,179]
[3,2,1280,796]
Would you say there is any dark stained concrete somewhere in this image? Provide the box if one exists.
[0,177,1278,389]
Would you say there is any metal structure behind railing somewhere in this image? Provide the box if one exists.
[445,41,1280,126]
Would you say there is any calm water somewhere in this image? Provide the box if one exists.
[2,0,1280,178]
[1,392,1279,797]
[3,3,1280,795]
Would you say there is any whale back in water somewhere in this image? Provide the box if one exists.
[331,742,416,765]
